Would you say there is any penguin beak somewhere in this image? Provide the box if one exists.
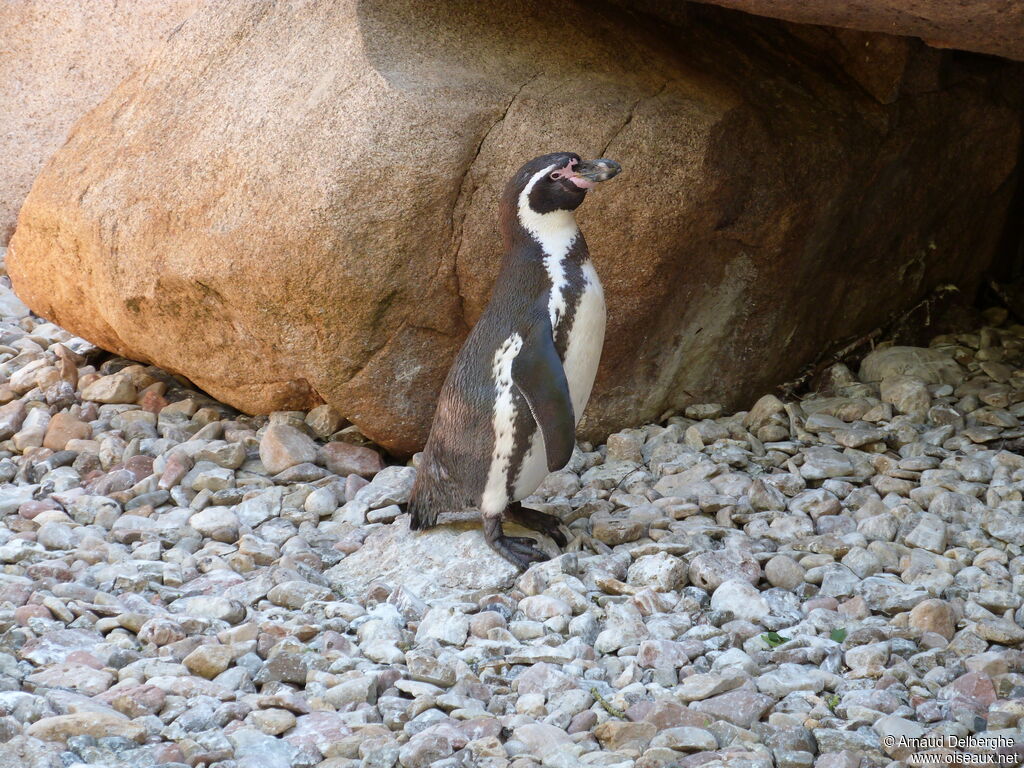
[569,158,622,189]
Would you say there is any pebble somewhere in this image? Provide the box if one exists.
[764,554,805,590]
[266,580,332,609]
[689,549,761,590]
[182,644,235,679]
[42,411,91,450]
[250,707,297,735]
[319,441,384,477]
[908,598,956,640]
[81,373,137,403]
[259,423,319,474]
[711,579,770,621]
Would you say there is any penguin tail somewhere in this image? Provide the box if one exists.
[408,497,436,530]
[408,458,454,530]
[408,487,440,530]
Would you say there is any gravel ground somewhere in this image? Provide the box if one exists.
[0,249,1022,768]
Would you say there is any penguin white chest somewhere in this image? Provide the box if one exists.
[560,259,606,421]
[510,254,605,501]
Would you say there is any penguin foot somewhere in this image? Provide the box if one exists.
[491,535,549,570]
[506,503,568,547]
[483,515,549,570]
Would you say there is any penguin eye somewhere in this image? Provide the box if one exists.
[549,171,562,181]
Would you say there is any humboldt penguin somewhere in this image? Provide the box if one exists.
[409,152,621,569]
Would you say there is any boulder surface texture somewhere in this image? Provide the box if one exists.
[687,0,1024,61]
[9,0,1021,456]
[0,0,204,244]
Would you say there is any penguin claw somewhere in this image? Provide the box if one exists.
[483,515,551,570]
[504,535,542,549]
[492,536,548,570]
[505,505,569,547]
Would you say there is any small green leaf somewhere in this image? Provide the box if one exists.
[762,631,790,648]
[830,628,847,643]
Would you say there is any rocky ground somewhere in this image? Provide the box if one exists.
[0,248,1022,768]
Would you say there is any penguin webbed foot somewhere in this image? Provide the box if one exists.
[491,534,549,571]
[505,502,569,547]
[483,514,548,571]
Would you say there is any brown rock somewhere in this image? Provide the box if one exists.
[43,412,91,451]
[138,386,170,413]
[81,373,136,404]
[250,707,296,736]
[158,451,193,490]
[26,662,114,696]
[259,424,319,475]
[0,0,204,243]
[0,400,27,440]
[8,0,1020,455]
[947,671,997,713]
[15,604,52,625]
[123,454,155,482]
[908,598,956,640]
[19,499,59,520]
[25,711,146,743]
[685,0,1024,61]
[183,643,234,679]
[593,720,657,751]
[111,684,166,717]
[629,699,712,730]
[306,404,344,439]
[688,690,775,729]
[320,442,384,478]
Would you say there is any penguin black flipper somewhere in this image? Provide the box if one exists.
[512,313,576,472]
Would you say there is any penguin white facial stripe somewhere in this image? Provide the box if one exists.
[517,164,579,331]
[517,165,580,257]
[481,332,524,514]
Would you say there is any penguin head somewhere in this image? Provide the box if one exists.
[503,152,622,218]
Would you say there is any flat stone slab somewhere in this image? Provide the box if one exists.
[326,514,526,601]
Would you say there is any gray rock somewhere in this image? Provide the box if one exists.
[689,549,761,591]
[415,606,470,646]
[689,690,775,729]
[169,596,246,624]
[800,447,855,480]
[711,579,770,622]
[189,506,240,542]
[627,551,687,591]
[764,555,804,590]
[266,580,332,609]
[676,672,744,702]
[860,346,963,385]
[325,516,517,601]
[902,513,946,553]
[880,375,930,416]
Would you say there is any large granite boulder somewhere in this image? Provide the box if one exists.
[686,0,1024,61]
[8,0,1021,456]
[0,0,204,244]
